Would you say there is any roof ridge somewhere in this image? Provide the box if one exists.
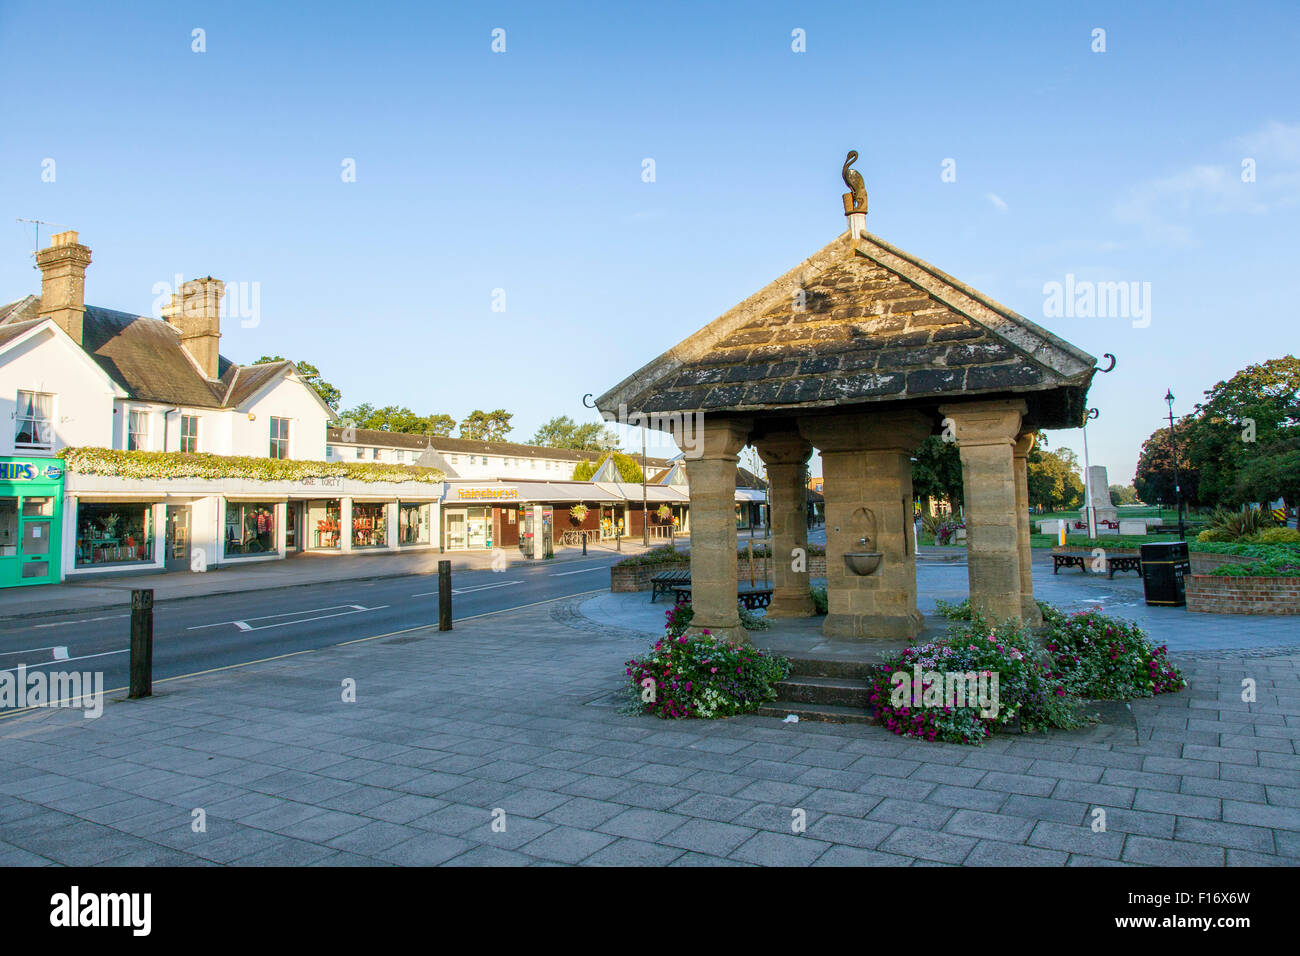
[854,230,1097,376]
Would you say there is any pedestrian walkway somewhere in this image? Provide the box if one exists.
[1,593,1296,867]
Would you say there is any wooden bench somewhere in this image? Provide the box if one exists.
[669,584,774,610]
[649,568,691,603]
[1053,551,1142,579]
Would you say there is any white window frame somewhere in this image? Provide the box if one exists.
[14,390,55,450]
[269,416,291,459]
[127,408,150,451]
[180,414,199,453]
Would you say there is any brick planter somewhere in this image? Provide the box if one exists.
[1186,575,1300,615]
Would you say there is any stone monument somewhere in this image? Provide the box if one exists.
[1081,465,1118,525]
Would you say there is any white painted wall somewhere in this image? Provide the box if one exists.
[0,327,118,455]
[233,373,330,460]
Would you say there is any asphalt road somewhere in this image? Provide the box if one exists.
[0,554,627,713]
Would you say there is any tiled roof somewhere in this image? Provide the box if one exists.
[597,229,1098,431]
[0,298,305,411]
[80,307,229,407]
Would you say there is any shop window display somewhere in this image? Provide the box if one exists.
[76,502,154,566]
[225,502,276,557]
[353,503,388,548]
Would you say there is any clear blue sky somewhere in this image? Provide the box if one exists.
[3,1,1297,484]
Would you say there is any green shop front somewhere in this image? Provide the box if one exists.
[0,456,65,588]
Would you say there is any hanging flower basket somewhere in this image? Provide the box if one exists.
[656,505,672,522]
[570,504,589,524]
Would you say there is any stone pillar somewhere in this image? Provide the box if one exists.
[1013,432,1042,625]
[687,417,752,645]
[939,400,1026,623]
[800,410,931,641]
[755,431,814,618]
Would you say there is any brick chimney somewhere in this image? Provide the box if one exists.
[162,277,224,379]
[36,231,93,345]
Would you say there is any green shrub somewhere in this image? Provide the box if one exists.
[867,616,1081,744]
[1209,559,1300,577]
[934,598,974,620]
[866,602,1186,745]
[614,546,689,569]
[1042,608,1185,699]
[1246,527,1300,544]
[809,586,828,615]
[626,615,790,719]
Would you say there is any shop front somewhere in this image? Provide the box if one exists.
[0,456,65,588]
[74,499,158,570]
[223,500,280,559]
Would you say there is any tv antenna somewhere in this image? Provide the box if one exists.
[16,219,53,269]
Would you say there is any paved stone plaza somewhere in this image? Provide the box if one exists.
[2,571,1298,866]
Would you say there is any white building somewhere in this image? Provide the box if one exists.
[0,231,442,587]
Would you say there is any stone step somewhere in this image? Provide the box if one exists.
[786,657,877,681]
[757,701,878,724]
[775,675,872,708]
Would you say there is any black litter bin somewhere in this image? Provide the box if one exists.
[1140,541,1191,607]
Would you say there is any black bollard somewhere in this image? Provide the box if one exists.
[438,560,452,631]
[129,589,154,699]
[582,534,587,556]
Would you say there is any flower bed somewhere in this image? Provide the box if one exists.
[623,604,790,719]
[867,603,1185,744]
[1186,575,1300,615]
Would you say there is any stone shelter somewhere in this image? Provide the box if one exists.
[596,159,1099,645]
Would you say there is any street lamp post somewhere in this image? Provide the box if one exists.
[1164,389,1186,541]
[1081,408,1099,540]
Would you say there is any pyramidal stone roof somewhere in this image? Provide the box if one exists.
[597,229,1098,431]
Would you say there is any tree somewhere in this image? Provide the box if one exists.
[1026,442,1085,511]
[1109,484,1139,506]
[459,409,513,442]
[254,356,341,412]
[336,404,456,436]
[1189,356,1300,506]
[531,415,618,450]
[1234,434,1300,511]
[1134,423,1200,508]
[573,451,644,483]
[910,436,963,512]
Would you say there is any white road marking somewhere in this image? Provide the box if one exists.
[1,648,127,675]
[412,581,521,596]
[550,567,604,576]
[451,581,520,595]
[33,613,130,629]
[52,646,69,660]
[187,604,387,632]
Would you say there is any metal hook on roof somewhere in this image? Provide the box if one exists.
[582,393,596,409]
[1099,353,1116,373]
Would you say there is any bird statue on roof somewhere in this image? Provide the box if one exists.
[842,150,868,214]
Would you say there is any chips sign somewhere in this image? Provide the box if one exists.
[0,460,63,482]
